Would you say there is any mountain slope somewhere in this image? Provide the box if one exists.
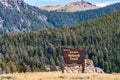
[43,2,120,28]
[0,10,120,73]
[1,0,120,34]
[39,1,99,12]
[0,0,52,34]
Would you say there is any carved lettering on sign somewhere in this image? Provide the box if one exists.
[62,47,85,64]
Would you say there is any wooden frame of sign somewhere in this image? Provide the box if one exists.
[62,47,86,73]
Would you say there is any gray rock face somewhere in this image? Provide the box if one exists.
[0,52,3,59]
[95,67,104,73]
[45,65,51,71]
[0,0,26,10]
[0,68,3,74]
[84,59,95,73]
[0,0,50,34]
[0,18,3,29]
[63,65,83,73]
[0,0,24,4]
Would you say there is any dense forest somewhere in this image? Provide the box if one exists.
[1,1,120,34]
[43,2,120,28]
[0,9,120,73]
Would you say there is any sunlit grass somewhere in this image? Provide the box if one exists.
[0,72,120,80]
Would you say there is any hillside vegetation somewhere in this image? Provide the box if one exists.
[1,1,120,34]
[41,2,120,28]
[0,10,120,73]
[0,1,52,34]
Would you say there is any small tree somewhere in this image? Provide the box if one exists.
[18,62,28,73]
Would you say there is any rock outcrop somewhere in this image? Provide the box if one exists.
[0,0,26,10]
[62,59,102,73]
[63,65,83,73]
[84,59,95,73]
[95,67,104,73]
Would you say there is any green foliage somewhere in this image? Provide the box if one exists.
[7,62,17,73]
[0,10,120,73]
[18,61,28,73]
[1,2,120,34]
[41,2,120,28]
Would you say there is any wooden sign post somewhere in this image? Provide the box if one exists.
[62,47,86,73]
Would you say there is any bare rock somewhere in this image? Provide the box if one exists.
[84,59,95,73]
[95,67,104,73]
[63,65,83,73]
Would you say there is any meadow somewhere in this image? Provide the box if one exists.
[0,72,120,80]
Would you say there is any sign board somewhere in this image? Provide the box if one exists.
[62,47,85,64]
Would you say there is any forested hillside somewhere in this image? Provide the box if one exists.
[0,0,52,34]
[1,0,120,34]
[44,2,120,28]
[0,10,120,73]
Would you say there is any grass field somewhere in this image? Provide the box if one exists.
[0,72,120,80]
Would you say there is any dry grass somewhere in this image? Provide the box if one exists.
[0,72,120,80]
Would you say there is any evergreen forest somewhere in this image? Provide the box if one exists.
[0,9,120,73]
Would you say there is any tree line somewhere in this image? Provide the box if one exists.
[0,10,120,73]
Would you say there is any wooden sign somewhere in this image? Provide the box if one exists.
[62,47,85,64]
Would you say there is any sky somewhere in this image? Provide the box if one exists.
[24,0,120,7]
